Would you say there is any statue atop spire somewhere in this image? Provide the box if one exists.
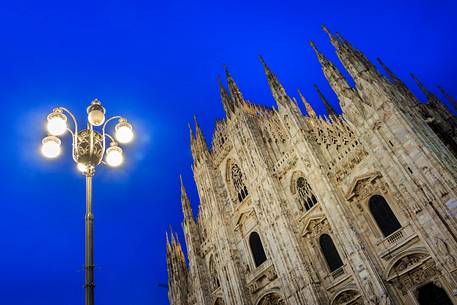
[314,84,337,116]
[298,90,316,118]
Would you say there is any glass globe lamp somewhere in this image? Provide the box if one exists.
[87,99,106,126]
[47,109,67,136]
[41,136,62,158]
[115,118,134,144]
[105,144,123,167]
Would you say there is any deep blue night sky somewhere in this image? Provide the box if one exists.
[1,0,457,304]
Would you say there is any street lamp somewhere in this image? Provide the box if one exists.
[40,98,134,305]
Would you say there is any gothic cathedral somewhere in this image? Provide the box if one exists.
[166,26,457,305]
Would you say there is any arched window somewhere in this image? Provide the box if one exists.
[319,234,343,272]
[368,195,401,237]
[249,232,267,267]
[231,164,249,203]
[209,258,220,289]
[296,177,318,211]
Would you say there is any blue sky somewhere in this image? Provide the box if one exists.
[0,1,456,304]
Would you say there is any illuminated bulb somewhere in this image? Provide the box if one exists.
[88,109,105,126]
[47,110,67,136]
[77,163,88,173]
[87,99,106,126]
[115,119,134,144]
[41,136,61,158]
[106,144,123,167]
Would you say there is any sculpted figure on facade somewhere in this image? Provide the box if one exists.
[166,25,457,305]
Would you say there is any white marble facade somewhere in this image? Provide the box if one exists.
[166,26,457,305]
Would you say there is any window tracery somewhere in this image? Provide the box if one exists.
[231,163,249,203]
[296,176,318,211]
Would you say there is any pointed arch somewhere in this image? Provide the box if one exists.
[229,162,249,203]
[368,195,401,237]
[249,232,267,267]
[319,234,343,272]
[290,171,318,212]
[296,177,318,211]
[256,292,283,305]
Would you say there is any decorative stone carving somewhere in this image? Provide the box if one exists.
[167,36,457,305]
[258,293,283,305]
[436,238,457,269]
[301,215,328,238]
[361,280,393,305]
[332,290,361,305]
[272,151,298,179]
[345,172,387,202]
[387,253,440,295]
[265,268,277,281]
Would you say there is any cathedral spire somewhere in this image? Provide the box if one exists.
[410,73,434,100]
[259,55,288,104]
[218,75,234,117]
[180,175,194,220]
[323,25,379,83]
[437,85,457,112]
[189,122,197,158]
[225,65,244,105]
[377,58,402,83]
[194,115,208,150]
[189,122,195,142]
[298,89,316,118]
[166,230,172,253]
[322,24,341,49]
[170,226,177,248]
[314,84,337,116]
[310,41,353,100]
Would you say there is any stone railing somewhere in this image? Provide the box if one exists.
[376,224,416,257]
[330,266,345,280]
[323,264,349,289]
[385,229,404,244]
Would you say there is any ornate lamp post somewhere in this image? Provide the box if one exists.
[40,98,134,305]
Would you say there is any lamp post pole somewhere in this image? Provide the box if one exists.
[85,168,95,305]
[40,99,135,305]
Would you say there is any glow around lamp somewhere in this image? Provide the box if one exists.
[115,118,134,144]
[41,136,62,158]
[106,144,124,167]
[47,109,67,136]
